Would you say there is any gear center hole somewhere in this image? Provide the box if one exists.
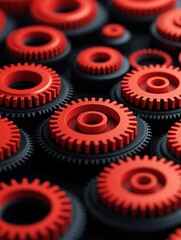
[24,37,50,47]
[54,2,79,13]
[137,176,151,185]
[137,55,165,66]
[91,53,110,63]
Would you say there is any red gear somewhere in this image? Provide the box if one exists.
[101,23,126,39]
[156,9,181,41]
[0,0,30,16]
[49,98,137,154]
[167,121,181,159]
[97,155,181,218]
[0,178,72,240]
[112,0,176,17]
[121,65,181,110]
[168,229,181,240]
[77,46,123,75]
[0,117,20,161]
[0,9,6,33]
[7,26,67,61]
[129,48,173,69]
[30,0,98,30]
[0,63,61,108]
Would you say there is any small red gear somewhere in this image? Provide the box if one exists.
[30,0,98,30]
[97,155,181,218]
[0,9,6,33]
[156,9,181,41]
[168,229,181,240]
[121,65,181,110]
[0,63,61,108]
[0,0,30,16]
[101,23,126,39]
[0,117,20,161]
[49,98,137,154]
[167,121,181,159]
[129,48,173,69]
[77,46,123,75]
[7,26,67,61]
[0,178,72,240]
[112,0,176,17]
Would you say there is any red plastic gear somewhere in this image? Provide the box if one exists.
[97,155,181,218]
[7,26,67,61]
[0,0,30,16]
[121,65,181,110]
[0,117,20,161]
[112,0,176,17]
[129,48,173,69]
[49,98,137,154]
[101,23,126,39]
[167,121,181,158]
[0,63,61,108]
[168,229,181,240]
[0,178,72,240]
[77,46,123,75]
[0,9,6,33]
[156,9,181,41]
[30,0,98,30]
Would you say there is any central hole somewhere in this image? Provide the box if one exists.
[54,2,79,13]
[151,78,166,87]
[137,55,164,66]
[91,53,110,63]
[86,121,100,125]
[24,37,50,47]
[138,176,151,185]
[2,198,50,225]
[9,81,38,90]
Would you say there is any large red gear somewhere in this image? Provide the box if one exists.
[30,0,98,30]
[156,9,181,41]
[0,9,6,33]
[168,229,181,240]
[0,117,20,161]
[7,26,67,61]
[77,46,123,75]
[112,0,176,17]
[0,178,72,240]
[121,65,181,110]
[49,98,137,154]
[167,121,181,159]
[97,155,181,218]
[0,63,61,108]
[0,0,30,16]
[101,23,126,39]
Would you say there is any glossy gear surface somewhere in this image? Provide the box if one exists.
[168,229,181,240]
[7,26,67,61]
[101,23,126,38]
[121,65,181,110]
[0,178,72,240]
[156,9,181,41]
[0,63,61,108]
[167,121,181,158]
[0,9,6,33]
[0,0,30,16]
[49,98,137,154]
[97,155,181,218]
[30,0,98,30]
[0,117,20,161]
[112,0,176,17]
[129,48,173,69]
[77,46,123,75]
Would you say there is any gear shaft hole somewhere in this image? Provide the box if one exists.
[24,37,50,47]
[54,2,79,13]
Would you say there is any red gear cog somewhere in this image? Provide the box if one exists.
[0,9,6,33]
[129,48,173,69]
[0,63,61,108]
[0,117,20,161]
[156,9,181,41]
[49,98,137,154]
[168,229,181,240]
[77,46,123,75]
[167,121,181,159]
[30,0,98,30]
[0,178,72,240]
[97,155,181,218]
[121,65,181,110]
[112,0,176,17]
[101,23,126,39]
[7,26,67,61]
[0,0,30,16]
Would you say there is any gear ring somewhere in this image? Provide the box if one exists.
[7,26,67,61]
[0,117,20,161]
[156,9,181,42]
[121,65,181,111]
[97,155,181,218]
[101,23,126,39]
[77,46,123,75]
[0,0,30,16]
[0,63,61,108]
[0,178,72,240]
[112,0,176,17]
[49,98,137,154]
[129,48,173,69]
[30,0,98,30]
[168,229,181,240]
